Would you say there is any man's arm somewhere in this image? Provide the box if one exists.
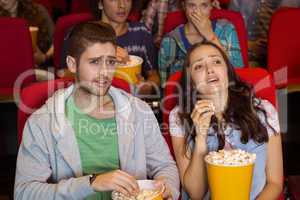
[14,119,95,200]
[142,105,180,200]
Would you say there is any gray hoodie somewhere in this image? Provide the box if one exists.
[14,85,179,200]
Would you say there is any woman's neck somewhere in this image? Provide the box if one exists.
[101,14,128,36]
[185,22,200,35]
[184,22,204,44]
[200,90,228,117]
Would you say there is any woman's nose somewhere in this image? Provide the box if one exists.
[118,0,125,8]
[205,63,214,74]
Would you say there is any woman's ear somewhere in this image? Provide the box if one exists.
[66,55,77,74]
[98,0,103,10]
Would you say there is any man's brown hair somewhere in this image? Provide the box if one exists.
[67,21,117,63]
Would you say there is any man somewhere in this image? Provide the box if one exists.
[14,21,179,200]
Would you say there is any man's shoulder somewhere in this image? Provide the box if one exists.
[128,21,151,35]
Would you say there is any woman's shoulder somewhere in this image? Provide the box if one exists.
[169,106,185,137]
[214,19,236,31]
[255,98,277,113]
[168,24,184,37]
[170,106,180,115]
[255,98,280,135]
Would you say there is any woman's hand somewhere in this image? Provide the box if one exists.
[191,100,215,135]
[191,100,215,155]
[189,8,216,41]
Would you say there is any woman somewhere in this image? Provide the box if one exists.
[158,0,243,86]
[0,0,54,66]
[169,41,283,199]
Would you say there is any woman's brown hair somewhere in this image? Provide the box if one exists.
[178,41,276,153]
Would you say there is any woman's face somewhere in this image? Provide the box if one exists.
[183,0,212,19]
[100,0,132,24]
[0,0,17,11]
[188,45,229,96]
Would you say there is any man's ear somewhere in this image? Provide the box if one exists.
[66,55,77,74]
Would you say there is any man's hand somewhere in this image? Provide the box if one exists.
[91,170,139,196]
[116,46,130,64]
[154,178,173,200]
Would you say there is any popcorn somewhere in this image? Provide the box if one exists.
[112,189,160,200]
[205,149,256,166]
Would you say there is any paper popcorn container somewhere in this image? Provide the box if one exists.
[205,158,255,200]
[114,55,143,84]
[112,180,164,200]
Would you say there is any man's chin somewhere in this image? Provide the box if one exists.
[80,85,110,97]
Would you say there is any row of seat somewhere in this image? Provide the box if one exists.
[42,7,300,90]
[1,7,299,97]
[33,0,233,16]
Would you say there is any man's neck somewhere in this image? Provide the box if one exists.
[101,15,128,36]
[73,88,115,119]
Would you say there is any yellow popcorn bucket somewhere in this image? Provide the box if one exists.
[114,55,143,84]
[205,159,255,200]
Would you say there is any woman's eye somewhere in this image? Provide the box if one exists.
[213,59,222,65]
[194,64,203,70]
[187,3,196,8]
[201,3,208,8]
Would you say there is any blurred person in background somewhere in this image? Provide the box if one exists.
[0,0,54,67]
[229,0,300,67]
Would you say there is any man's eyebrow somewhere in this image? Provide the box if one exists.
[87,55,117,60]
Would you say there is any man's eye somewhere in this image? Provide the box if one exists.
[107,59,116,66]
[90,59,99,64]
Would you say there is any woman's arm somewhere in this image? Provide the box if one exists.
[170,100,215,199]
[256,134,283,200]
[172,136,209,199]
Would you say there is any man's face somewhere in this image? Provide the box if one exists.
[68,42,117,97]
[101,0,132,24]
